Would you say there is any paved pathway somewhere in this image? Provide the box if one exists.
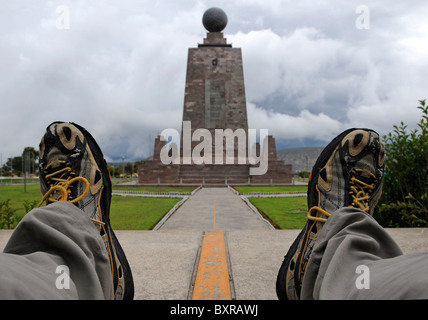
[159,187,271,231]
[158,187,273,299]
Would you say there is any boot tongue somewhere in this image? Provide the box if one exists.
[356,166,376,183]
[46,147,67,167]
[48,158,61,169]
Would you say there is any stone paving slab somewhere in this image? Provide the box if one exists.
[115,230,203,300]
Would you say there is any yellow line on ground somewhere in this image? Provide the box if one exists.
[192,230,231,300]
[213,185,216,230]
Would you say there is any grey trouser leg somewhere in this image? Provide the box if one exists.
[301,207,428,299]
[0,202,114,299]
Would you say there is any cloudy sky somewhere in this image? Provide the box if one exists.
[1,0,427,163]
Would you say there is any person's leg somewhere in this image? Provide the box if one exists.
[1,202,113,299]
[37,121,134,299]
[276,128,385,299]
[0,121,134,299]
[301,206,428,299]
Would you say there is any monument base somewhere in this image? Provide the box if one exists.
[138,161,292,186]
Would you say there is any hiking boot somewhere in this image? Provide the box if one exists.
[276,128,385,300]
[38,121,134,300]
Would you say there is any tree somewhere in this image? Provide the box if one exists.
[374,100,428,227]
[22,147,39,176]
[1,147,39,177]
[6,156,23,176]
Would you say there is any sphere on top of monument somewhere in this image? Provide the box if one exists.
[202,7,228,32]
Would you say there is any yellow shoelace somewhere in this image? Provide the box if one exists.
[307,168,377,223]
[38,160,90,207]
[307,206,331,223]
[349,168,376,212]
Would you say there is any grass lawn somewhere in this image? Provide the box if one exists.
[0,184,42,219]
[234,186,307,194]
[249,196,308,229]
[110,196,181,230]
[113,185,196,193]
[0,184,182,230]
[1,184,308,230]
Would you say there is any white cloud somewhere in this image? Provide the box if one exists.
[247,103,342,142]
[229,18,428,142]
[0,0,427,163]
[229,27,351,109]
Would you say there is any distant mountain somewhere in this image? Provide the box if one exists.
[277,146,325,173]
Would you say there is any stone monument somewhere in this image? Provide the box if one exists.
[138,8,292,185]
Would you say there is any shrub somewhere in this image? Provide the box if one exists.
[374,100,428,227]
[0,199,19,229]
